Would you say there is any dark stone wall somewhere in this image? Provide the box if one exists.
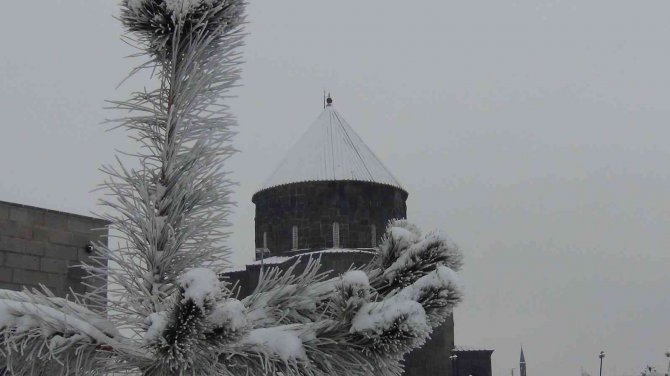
[451,349,494,376]
[403,317,456,376]
[0,200,108,298]
[252,181,407,256]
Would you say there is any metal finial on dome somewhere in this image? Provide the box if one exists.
[326,93,333,106]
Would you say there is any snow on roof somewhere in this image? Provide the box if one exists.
[223,266,248,273]
[299,248,375,257]
[453,345,495,352]
[249,256,292,266]
[245,249,374,268]
[257,104,405,193]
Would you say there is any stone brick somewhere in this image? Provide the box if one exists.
[5,252,40,271]
[67,217,95,233]
[32,227,50,241]
[40,257,70,274]
[14,223,32,239]
[0,204,9,220]
[71,232,94,248]
[0,236,26,253]
[48,229,72,245]
[0,281,18,290]
[13,269,64,289]
[0,219,32,239]
[43,212,69,230]
[0,266,12,282]
[9,207,30,223]
[44,244,79,260]
[24,240,45,256]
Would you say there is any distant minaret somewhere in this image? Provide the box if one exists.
[520,346,527,376]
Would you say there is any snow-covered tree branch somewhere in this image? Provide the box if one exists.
[0,1,464,375]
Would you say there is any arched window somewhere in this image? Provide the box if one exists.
[292,226,299,250]
[332,222,340,248]
[371,224,377,247]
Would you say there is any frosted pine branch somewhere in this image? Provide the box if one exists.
[95,0,244,328]
[0,1,465,375]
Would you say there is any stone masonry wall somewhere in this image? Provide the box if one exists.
[252,181,408,256]
[0,200,108,297]
[403,316,456,375]
[451,349,494,376]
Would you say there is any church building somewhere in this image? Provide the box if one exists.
[226,96,493,376]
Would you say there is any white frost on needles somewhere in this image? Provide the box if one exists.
[340,270,370,289]
[397,265,460,302]
[350,266,460,336]
[208,299,247,330]
[127,0,145,12]
[178,268,221,308]
[165,0,216,16]
[384,231,460,281]
[388,226,420,250]
[245,326,308,361]
[0,299,139,355]
[350,298,429,337]
[348,265,459,338]
[144,311,168,343]
[0,303,38,333]
[127,0,217,16]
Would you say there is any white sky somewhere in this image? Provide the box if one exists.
[1,1,669,375]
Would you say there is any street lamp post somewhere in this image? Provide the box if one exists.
[449,354,458,376]
[599,351,605,376]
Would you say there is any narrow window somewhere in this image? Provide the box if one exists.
[292,226,299,250]
[263,231,268,250]
[332,222,340,248]
[371,224,377,247]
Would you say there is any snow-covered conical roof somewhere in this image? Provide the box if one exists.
[257,102,405,193]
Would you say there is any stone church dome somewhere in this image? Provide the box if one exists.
[256,100,406,194]
[252,99,408,255]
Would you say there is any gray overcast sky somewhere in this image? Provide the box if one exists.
[1,1,669,375]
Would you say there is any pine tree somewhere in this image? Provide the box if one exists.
[641,365,661,376]
[0,1,464,375]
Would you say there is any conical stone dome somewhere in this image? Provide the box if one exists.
[257,103,405,194]
[252,101,408,255]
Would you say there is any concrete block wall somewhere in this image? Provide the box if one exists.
[0,200,108,297]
